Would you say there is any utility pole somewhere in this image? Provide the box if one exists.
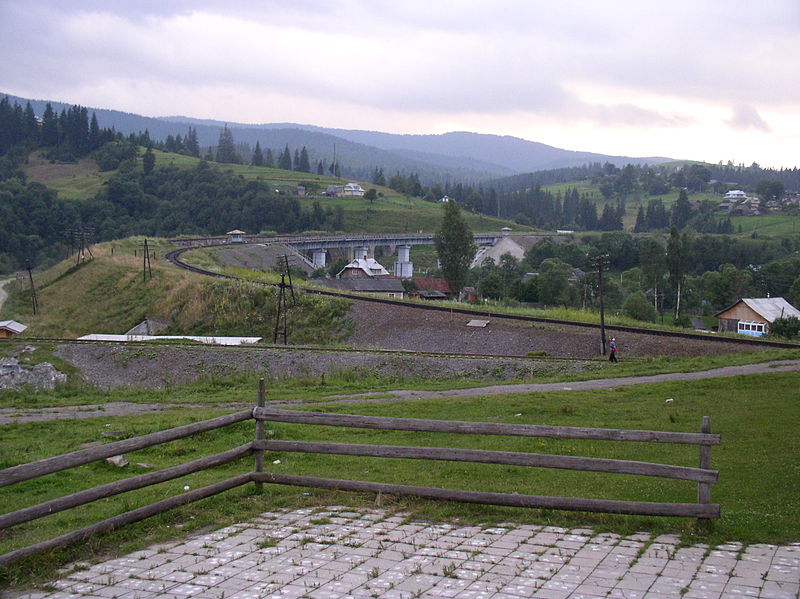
[26,263,38,315]
[140,239,153,281]
[273,274,289,345]
[282,254,296,305]
[589,254,610,355]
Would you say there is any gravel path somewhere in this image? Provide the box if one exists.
[0,278,11,313]
[3,359,798,425]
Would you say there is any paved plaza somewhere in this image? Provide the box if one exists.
[9,506,799,599]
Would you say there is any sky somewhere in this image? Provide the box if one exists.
[2,1,799,168]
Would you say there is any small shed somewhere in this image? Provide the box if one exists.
[714,297,800,337]
[0,320,27,338]
[226,229,246,243]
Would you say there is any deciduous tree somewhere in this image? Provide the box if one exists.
[434,200,476,293]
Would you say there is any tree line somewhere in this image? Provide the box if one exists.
[468,229,800,325]
[0,157,346,272]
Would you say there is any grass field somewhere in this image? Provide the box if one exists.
[1,370,798,588]
[731,213,800,236]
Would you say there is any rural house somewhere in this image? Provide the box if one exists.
[0,320,27,338]
[312,277,404,298]
[714,297,800,336]
[342,182,365,197]
[337,257,390,278]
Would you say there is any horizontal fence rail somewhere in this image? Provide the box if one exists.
[253,473,720,519]
[0,410,252,488]
[0,444,253,531]
[0,475,252,568]
[253,440,718,483]
[254,408,721,445]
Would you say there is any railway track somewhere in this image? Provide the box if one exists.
[0,336,595,362]
[165,245,800,351]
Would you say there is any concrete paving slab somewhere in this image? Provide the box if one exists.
[5,507,799,599]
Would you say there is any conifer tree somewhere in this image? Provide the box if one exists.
[186,127,200,157]
[278,144,292,170]
[41,103,58,147]
[252,141,264,166]
[298,146,311,172]
[215,125,240,164]
[265,148,275,168]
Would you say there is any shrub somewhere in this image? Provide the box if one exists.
[622,291,657,322]
[770,317,800,340]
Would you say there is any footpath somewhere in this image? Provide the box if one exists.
[2,360,800,425]
[7,506,799,599]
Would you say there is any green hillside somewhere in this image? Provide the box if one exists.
[23,148,528,236]
[0,238,352,342]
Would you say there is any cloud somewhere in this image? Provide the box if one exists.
[726,105,771,132]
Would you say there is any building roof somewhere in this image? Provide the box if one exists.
[0,320,27,334]
[714,297,800,322]
[337,258,389,277]
[77,335,261,345]
[413,278,452,293]
[226,229,246,235]
[312,278,405,293]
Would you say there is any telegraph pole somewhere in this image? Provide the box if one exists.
[26,263,38,315]
[273,274,289,344]
[589,254,610,355]
[141,239,153,281]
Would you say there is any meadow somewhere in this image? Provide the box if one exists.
[1,369,798,588]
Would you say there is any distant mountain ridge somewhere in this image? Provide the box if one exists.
[4,93,674,182]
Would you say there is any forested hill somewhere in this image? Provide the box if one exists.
[246,125,673,173]
[4,93,672,182]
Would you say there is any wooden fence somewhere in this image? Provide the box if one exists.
[0,381,720,567]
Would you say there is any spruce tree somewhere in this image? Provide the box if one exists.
[252,141,264,166]
[265,148,275,168]
[41,103,58,147]
[298,146,311,172]
[186,127,200,157]
[215,125,240,164]
[278,144,292,170]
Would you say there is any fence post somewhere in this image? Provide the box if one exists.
[697,416,713,528]
[254,378,266,493]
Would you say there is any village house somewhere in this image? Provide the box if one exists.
[342,182,365,197]
[312,276,405,298]
[337,257,390,278]
[714,297,800,337]
[0,320,27,338]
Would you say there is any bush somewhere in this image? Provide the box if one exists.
[622,291,657,322]
[770,317,800,340]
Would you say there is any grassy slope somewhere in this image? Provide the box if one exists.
[154,150,522,234]
[23,147,524,235]
[0,238,352,342]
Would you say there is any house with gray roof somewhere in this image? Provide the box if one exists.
[714,297,800,336]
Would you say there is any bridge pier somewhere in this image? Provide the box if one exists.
[312,249,327,269]
[394,245,413,279]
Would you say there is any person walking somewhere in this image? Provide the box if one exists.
[608,337,618,362]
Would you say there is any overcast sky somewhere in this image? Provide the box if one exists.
[2,1,798,167]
